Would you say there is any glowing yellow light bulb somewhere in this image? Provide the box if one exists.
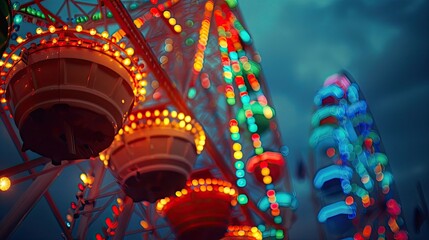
[174,25,182,33]
[192,179,198,186]
[36,27,43,34]
[168,18,176,25]
[139,88,146,95]
[233,151,243,160]
[263,176,272,185]
[135,73,142,80]
[101,31,109,38]
[263,106,274,119]
[163,11,171,19]
[163,118,170,125]
[89,28,97,35]
[125,47,134,56]
[75,25,83,32]
[261,167,270,176]
[16,36,23,44]
[48,25,56,33]
[80,173,88,184]
[123,58,131,66]
[178,113,185,120]
[232,143,241,151]
[0,177,11,191]
[11,54,19,61]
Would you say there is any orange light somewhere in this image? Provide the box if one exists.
[263,176,272,185]
[363,225,372,238]
[140,220,149,229]
[345,196,354,205]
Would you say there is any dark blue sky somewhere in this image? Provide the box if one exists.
[1,0,428,239]
[240,0,429,239]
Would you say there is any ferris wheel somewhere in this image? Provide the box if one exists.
[0,0,296,239]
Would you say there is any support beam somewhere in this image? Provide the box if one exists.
[77,160,106,239]
[112,197,134,240]
[44,192,73,240]
[0,163,64,239]
[0,157,50,177]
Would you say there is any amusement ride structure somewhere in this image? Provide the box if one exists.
[0,0,297,239]
[309,73,408,239]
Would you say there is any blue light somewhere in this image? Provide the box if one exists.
[236,178,246,187]
[241,95,250,104]
[246,116,255,124]
[318,201,356,223]
[341,179,352,194]
[236,169,245,178]
[346,100,367,118]
[309,125,336,148]
[239,30,251,44]
[280,145,289,156]
[231,133,240,140]
[248,124,258,133]
[14,14,23,24]
[234,161,244,170]
[347,84,360,103]
[229,51,238,60]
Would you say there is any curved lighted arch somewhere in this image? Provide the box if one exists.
[313,165,353,190]
[317,201,356,223]
[314,84,344,107]
[311,105,345,128]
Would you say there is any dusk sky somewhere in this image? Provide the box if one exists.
[1,0,428,239]
[240,0,429,239]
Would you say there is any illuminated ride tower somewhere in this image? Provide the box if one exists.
[309,72,408,239]
[0,0,296,239]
